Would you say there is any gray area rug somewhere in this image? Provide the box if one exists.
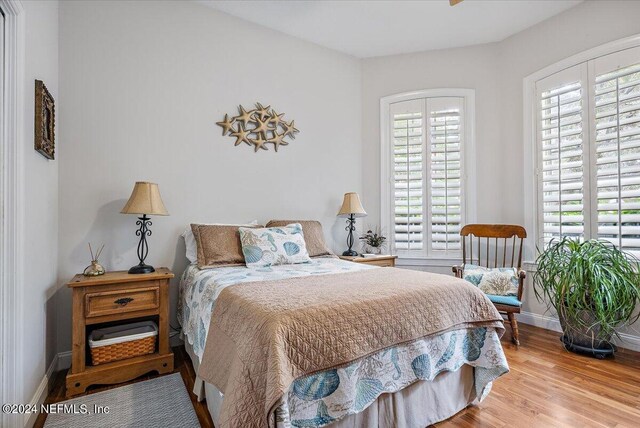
[44,373,200,427]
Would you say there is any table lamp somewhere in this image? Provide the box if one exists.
[337,192,367,256]
[121,181,169,274]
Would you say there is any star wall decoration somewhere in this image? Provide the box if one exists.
[216,114,235,135]
[217,103,299,152]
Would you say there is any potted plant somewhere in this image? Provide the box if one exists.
[533,237,640,358]
[359,228,387,255]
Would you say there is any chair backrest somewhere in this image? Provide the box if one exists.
[460,224,527,269]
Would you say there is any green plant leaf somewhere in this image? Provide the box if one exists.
[533,237,640,342]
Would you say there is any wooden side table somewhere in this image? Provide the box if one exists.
[65,268,174,397]
[339,254,398,267]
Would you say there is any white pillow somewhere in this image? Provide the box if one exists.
[182,220,258,264]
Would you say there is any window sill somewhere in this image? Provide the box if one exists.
[396,256,462,268]
[523,261,538,272]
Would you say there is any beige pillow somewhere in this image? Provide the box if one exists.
[182,221,258,264]
[191,224,260,269]
[265,220,334,258]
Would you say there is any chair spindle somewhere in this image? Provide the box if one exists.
[485,238,489,267]
[502,238,507,267]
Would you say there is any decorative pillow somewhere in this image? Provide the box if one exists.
[239,224,312,267]
[462,264,519,296]
[265,220,334,258]
[182,221,258,264]
[190,223,261,269]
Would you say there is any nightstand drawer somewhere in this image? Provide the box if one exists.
[339,255,397,267]
[85,285,160,318]
[366,259,395,267]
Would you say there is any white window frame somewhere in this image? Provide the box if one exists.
[523,33,640,263]
[380,88,477,264]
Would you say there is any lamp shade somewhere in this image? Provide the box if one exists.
[121,182,169,216]
[337,192,367,218]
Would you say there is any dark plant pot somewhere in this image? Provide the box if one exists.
[558,306,616,358]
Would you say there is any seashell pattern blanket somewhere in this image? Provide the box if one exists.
[196,267,506,428]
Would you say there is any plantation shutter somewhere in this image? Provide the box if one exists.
[391,100,425,253]
[427,98,463,253]
[389,97,466,257]
[592,47,640,256]
[534,46,640,256]
[536,65,588,246]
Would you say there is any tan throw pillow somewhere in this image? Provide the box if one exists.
[191,224,260,269]
[265,220,334,258]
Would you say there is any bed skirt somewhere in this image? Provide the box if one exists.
[184,341,477,427]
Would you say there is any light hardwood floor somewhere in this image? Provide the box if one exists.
[36,323,640,428]
[438,324,640,427]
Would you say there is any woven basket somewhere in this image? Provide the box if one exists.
[90,335,155,365]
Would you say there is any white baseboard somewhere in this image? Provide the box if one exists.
[519,311,640,352]
[24,354,58,428]
[518,311,563,333]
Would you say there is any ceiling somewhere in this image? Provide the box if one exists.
[198,0,583,58]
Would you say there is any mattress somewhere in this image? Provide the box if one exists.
[178,258,508,427]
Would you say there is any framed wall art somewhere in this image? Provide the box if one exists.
[34,79,55,160]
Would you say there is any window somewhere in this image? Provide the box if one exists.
[381,90,475,259]
[538,69,587,247]
[534,45,640,257]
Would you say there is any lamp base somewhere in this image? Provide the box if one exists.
[342,250,358,256]
[128,264,155,274]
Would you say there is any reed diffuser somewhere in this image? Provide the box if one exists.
[83,243,106,276]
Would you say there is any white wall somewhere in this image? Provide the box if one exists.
[21,0,59,409]
[361,43,502,273]
[497,0,640,329]
[56,0,362,354]
[362,0,640,344]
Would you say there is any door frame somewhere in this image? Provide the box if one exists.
[0,1,24,426]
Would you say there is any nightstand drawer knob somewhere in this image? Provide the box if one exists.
[114,297,134,306]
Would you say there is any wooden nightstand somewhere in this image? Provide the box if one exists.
[65,268,175,397]
[339,255,398,267]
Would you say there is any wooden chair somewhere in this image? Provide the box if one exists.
[452,224,527,345]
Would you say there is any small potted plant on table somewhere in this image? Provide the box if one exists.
[533,237,640,358]
[360,228,387,255]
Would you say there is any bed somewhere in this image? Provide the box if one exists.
[178,257,509,428]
